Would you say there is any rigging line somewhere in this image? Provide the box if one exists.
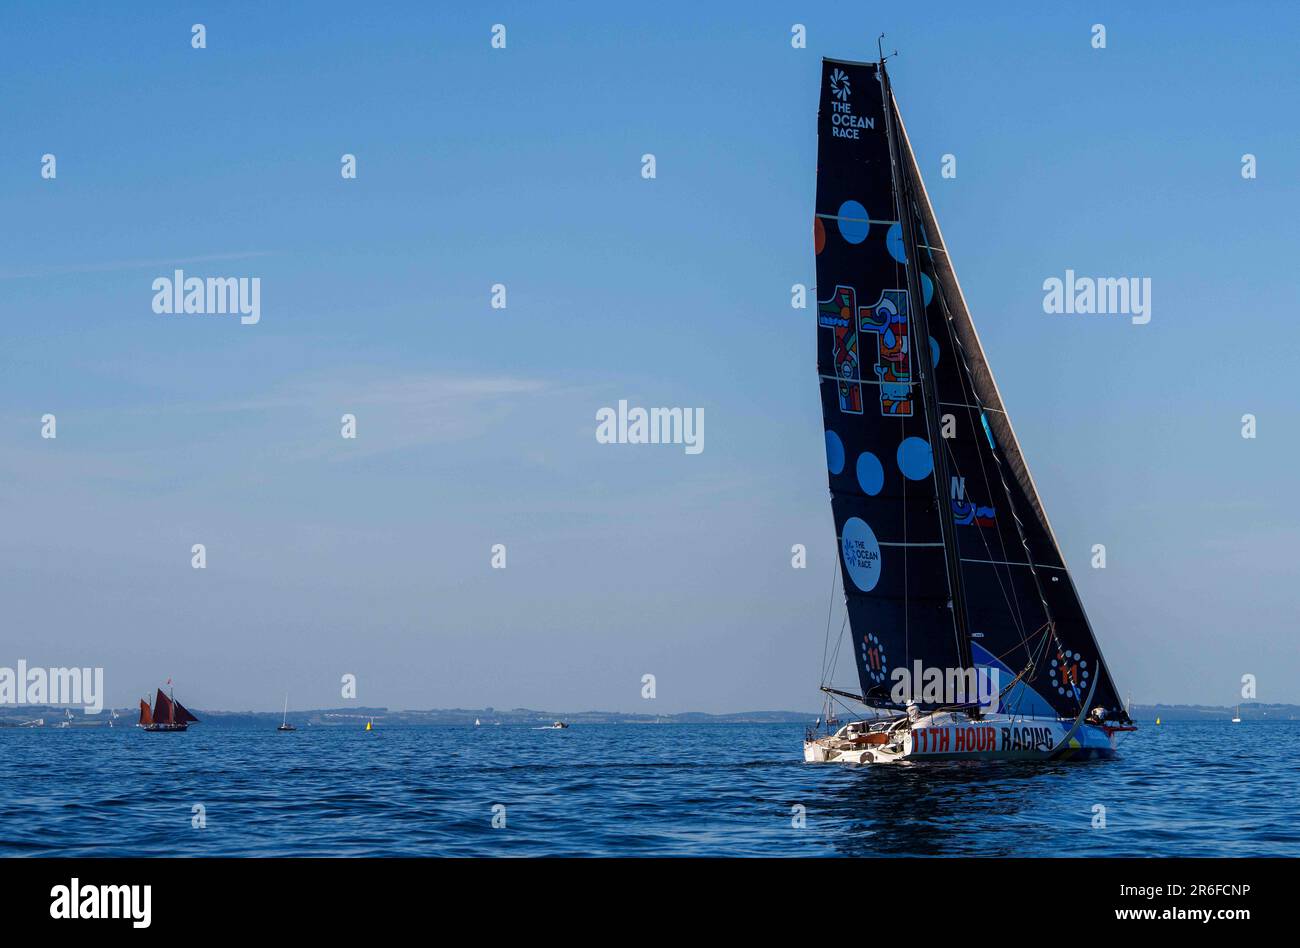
[918,207,1050,660]
[983,620,1054,673]
[941,433,1032,648]
[963,392,1071,689]
[932,421,1029,643]
[828,688,875,723]
[993,629,1052,723]
[941,401,1005,414]
[819,558,838,687]
[962,557,1066,570]
[944,400,1036,659]
[822,612,848,693]
[826,610,848,689]
[917,245,1030,647]
[894,132,1045,647]
[821,616,851,707]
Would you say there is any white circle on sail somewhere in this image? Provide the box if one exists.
[841,517,882,592]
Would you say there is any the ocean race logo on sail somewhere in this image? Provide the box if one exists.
[1041,269,1150,325]
[889,662,1001,714]
[0,660,104,714]
[829,67,850,102]
[595,400,704,455]
[827,67,873,139]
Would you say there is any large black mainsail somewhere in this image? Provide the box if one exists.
[814,58,1129,723]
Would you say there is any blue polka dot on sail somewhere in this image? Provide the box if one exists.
[825,430,845,475]
[929,335,940,369]
[887,222,907,264]
[921,271,934,306]
[856,451,884,496]
[841,517,882,592]
[897,436,933,481]
[837,201,869,244]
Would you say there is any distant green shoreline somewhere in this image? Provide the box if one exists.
[2,702,1296,727]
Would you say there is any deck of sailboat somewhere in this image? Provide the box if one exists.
[804,710,1125,764]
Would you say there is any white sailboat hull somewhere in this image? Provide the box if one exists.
[803,711,1123,764]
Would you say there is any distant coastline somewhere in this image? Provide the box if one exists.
[1,703,1296,728]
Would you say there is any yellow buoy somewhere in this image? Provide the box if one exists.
[1155,717,1161,725]
[365,719,372,731]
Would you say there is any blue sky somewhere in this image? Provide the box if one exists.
[2,1,1297,713]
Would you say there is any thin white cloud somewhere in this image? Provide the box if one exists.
[222,374,548,413]
[0,251,273,281]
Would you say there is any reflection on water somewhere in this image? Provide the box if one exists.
[818,760,1091,856]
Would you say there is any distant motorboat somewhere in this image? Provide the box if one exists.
[534,721,569,730]
[278,695,297,732]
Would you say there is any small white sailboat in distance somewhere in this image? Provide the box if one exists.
[278,695,297,732]
[1231,705,1241,723]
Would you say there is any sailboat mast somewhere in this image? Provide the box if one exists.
[878,59,974,677]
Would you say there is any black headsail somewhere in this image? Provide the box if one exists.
[814,57,1129,723]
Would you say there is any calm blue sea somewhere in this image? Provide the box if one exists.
[1,721,1295,857]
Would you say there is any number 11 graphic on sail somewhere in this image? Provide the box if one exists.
[817,285,914,417]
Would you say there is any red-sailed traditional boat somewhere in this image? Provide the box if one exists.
[138,687,199,732]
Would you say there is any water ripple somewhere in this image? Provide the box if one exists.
[0,722,1295,856]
